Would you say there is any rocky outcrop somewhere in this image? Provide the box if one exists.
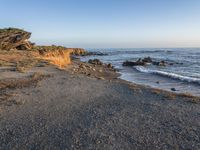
[71,50,107,56]
[67,48,87,56]
[123,59,145,66]
[35,45,87,56]
[0,28,34,50]
[123,57,166,67]
[88,59,114,70]
[142,57,153,63]
[88,59,103,65]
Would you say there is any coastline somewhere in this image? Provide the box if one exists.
[80,48,200,96]
[0,58,200,149]
[0,28,199,148]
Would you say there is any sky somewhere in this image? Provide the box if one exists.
[0,0,200,48]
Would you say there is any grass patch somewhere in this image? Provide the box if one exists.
[0,72,51,90]
[0,72,51,106]
[152,89,176,100]
[178,93,200,103]
[0,27,25,33]
[0,60,14,67]
[0,47,72,71]
[16,59,38,72]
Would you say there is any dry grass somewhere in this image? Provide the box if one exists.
[152,89,162,95]
[0,50,39,72]
[0,47,72,71]
[0,72,51,106]
[16,59,38,72]
[0,60,14,67]
[152,89,176,100]
[178,93,200,103]
[178,92,197,98]
[39,49,72,68]
[165,93,176,100]
[0,72,51,90]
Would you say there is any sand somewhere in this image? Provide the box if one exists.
[0,61,200,149]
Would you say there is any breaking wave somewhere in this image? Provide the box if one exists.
[135,66,200,85]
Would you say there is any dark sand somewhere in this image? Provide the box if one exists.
[0,61,200,149]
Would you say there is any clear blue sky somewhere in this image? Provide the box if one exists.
[0,0,200,48]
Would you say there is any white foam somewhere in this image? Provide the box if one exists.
[135,66,200,84]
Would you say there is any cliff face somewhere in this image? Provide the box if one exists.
[0,28,87,55]
[35,46,87,56]
[0,28,34,50]
[0,27,87,68]
[67,48,87,56]
[37,47,71,68]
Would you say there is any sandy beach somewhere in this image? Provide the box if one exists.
[0,59,199,149]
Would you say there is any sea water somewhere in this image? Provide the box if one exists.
[80,48,200,96]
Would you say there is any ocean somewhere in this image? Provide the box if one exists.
[80,48,200,96]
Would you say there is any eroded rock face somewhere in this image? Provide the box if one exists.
[67,48,87,56]
[0,28,33,50]
[35,46,87,56]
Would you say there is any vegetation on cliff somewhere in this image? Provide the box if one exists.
[0,27,87,69]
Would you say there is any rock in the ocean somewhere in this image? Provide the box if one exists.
[159,61,166,66]
[122,60,145,66]
[142,57,153,63]
[123,57,167,67]
[171,88,176,91]
[156,81,160,84]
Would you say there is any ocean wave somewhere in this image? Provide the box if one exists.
[134,66,200,84]
[106,50,173,56]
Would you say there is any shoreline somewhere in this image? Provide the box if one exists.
[78,57,200,99]
[80,48,200,97]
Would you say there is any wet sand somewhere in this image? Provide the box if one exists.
[0,61,200,149]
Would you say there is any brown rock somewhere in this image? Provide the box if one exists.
[0,28,33,50]
[107,63,113,68]
[67,48,87,56]
[88,59,103,65]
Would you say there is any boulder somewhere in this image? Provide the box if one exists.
[142,57,153,63]
[171,88,176,91]
[0,28,33,50]
[123,57,167,67]
[159,60,166,66]
[107,63,113,68]
[88,59,103,65]
[152,60,166,66]
[122,60,145,66]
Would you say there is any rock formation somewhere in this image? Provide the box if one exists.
[0,28,34,50]
[123,57,166,67]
